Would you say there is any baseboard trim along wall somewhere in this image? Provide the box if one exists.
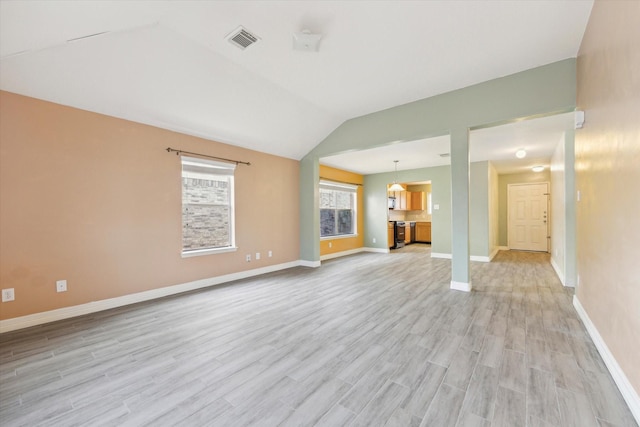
[550,257,567,286]
[320,247,389,261]
[450,280,472,292]
[431,252,452,259]
[0,260,307,334]
[573,295,640,424]
[432,252,494,263]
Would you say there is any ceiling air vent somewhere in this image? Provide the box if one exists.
[226,26,260,50]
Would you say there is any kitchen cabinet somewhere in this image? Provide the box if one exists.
[390,191,425,211]
[393,190,412,210]
[416,222,431,243]
[405,224,411,244]
[411,191,426,211]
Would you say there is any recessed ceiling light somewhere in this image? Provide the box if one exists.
[515,149,527,159]
[532,165,545,172]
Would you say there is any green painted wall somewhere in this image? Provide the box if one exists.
[470,161,489,257]
[498,170,551,247]
[364,165,451,254]
[300,59,577,285]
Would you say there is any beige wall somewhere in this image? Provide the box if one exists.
[576,0,640,396]
[0,91,300,320]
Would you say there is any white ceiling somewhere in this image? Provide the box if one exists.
[0,1,593,161]
[320,112,575,175]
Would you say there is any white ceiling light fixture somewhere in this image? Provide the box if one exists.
[515,149,527,159]
[532,165,545,172]
[389,160,405,192]
[293,29,322,52]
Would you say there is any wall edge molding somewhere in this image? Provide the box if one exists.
[0,260,303,334]
[431,252,452,259]
[450,280,472,292]
[550,256,568,287]
[573,295,640,424]
[320,247,364,261]
[364,247,390,254]
[470,255,491,263]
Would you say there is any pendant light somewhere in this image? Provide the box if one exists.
[389,160,405,192]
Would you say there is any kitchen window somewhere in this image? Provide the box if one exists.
[319,180,357,238]
[181,156,236,257]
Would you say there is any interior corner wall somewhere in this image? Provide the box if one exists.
[470,161,489,258]
[498,170,551,247]
[319,165,364,255]
[550,135,567,283]
[575,0,640,401]
[0,91,301,321]
[488,162,500,256]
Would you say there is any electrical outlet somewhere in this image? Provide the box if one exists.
[246,254,251,262]
[328,242,332,248]
[2,288,15,302]
[372,237,377,244]
[268,250,273,258]
[56,280,67,292]
[255,252,261,260]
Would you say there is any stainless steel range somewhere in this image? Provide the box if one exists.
[395,221,406,248]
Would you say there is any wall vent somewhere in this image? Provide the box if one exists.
[226,26,260,50]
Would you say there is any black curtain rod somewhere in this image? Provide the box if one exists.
[166,147,251,166]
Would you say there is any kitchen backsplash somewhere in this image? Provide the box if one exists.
[388,210,432,222]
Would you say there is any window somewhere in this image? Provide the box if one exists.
[319,180,357,238]
[181,156,236,256]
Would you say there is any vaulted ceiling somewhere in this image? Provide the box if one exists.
[0,1,593,161]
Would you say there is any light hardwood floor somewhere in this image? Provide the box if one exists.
[0,247,636,426]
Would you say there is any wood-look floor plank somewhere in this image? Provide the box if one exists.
[0,247,635,427]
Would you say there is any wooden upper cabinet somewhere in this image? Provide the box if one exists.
[392,191,425,211]
[411,192,425,211]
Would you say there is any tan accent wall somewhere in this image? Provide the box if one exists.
[576,1,640,395]
[319,165,364,255]
[0,91,300,320]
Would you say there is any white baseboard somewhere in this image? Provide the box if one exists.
[450,280,472,292]
[298,260,321,268]
[320,248,363,261]
[550,257,568,286]
[489,247,500,261]
[573,295,640,424]
[498,246,509,251]
[0,260,304,334]
[431,252,452,259]
[320,247,389,261]
[364,247,390,254]
[432,252,493,263]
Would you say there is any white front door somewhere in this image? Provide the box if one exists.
[508,182,549,252]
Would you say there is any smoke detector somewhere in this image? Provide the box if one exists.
[293,30,322,52]
[226,26,260,50]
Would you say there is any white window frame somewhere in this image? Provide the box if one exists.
[319,180,358,239]
[181,156,237,257]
